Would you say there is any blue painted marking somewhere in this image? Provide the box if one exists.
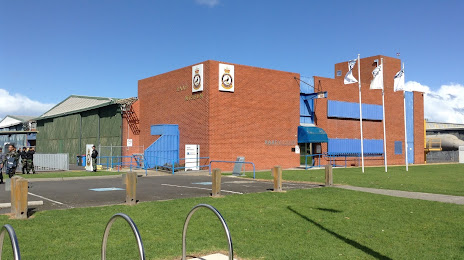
[192,182,212,185]
[89,187,125,192]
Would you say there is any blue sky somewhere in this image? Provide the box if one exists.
[1,0,464,122]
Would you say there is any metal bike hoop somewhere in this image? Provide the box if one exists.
[0,224,21,260]
[101,213,145,260]
[182,204,233,260]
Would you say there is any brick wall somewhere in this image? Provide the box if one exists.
[207,60,300,170]
[138,64,210,167]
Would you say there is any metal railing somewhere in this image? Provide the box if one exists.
[144,156,210,175]
[0,224,21,260]
[101,213,145,260]
[182,204,233,260]
[98,156,148,176]
[301,154,324,169]
[208,160,256,179]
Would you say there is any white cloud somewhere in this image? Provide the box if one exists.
[0,89,55,121]
[405,81,464,124]
[195,0,220,7]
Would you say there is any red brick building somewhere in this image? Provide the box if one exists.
[138,60,301,170]
[131,55,424,170]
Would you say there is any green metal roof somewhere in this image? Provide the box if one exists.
[37,95,121,120]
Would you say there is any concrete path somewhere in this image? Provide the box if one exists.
[336,185,464,205]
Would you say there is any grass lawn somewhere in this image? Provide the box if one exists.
[243,164,464,196]
[1,188,463,259]
[12,171,123,179]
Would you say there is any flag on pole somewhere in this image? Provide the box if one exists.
[394,68,405,92]
[344,60,358,84]
[370,64,384,90]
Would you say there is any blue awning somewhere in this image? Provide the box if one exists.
[298,126,328,143]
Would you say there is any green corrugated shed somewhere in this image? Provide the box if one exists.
[36,96,124,164]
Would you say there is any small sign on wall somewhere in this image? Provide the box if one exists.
[192,64,204,93]
[219,63,234,92]
[127,139,133,147]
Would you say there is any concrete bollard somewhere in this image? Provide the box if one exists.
[125,172,137,205]
[11,177,28,219]
[325,164,333,186]
[211,168,221,197]
[272,166,283,192]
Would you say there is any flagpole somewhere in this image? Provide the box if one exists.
[402,62,409,171]
[381,58,388,172]
[358,54,365,172]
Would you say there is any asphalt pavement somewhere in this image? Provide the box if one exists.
[0,174,321,214]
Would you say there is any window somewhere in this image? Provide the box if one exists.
[336,70,342,76]
[394,141,402,155]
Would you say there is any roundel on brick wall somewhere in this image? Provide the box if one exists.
[192,64,203,93]
[219,63,234,92]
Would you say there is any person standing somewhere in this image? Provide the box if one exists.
[0,150,4,184]
[2,144,19,178]
[26,147,36,174]
[20,147,27,174]
[91,145,98,172]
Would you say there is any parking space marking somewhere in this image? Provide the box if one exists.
[28,192,72,208]
[89,188,125,192]
[161,184,243,194]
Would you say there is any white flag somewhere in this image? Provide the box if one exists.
[344,59,358,84]
[394,68,405,92]
[370,64,383,90]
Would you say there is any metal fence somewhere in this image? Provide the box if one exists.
[34,153,69,171]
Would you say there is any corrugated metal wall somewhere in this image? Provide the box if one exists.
[36,104,122,164]
[300,85,315,125]
[327,100,383,121]
[328,138,383,155]
[0,134,28,148]
[405,91,414,163]
[144,124,179,168]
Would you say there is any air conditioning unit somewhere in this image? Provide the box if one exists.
[459,146,464,164]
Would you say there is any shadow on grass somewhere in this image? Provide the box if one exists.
[315,207,343,213]
[27,207,38,218]
[287,206,392,260]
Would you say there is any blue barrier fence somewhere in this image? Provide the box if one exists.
[144,155,210,175]
[208,160,256,179]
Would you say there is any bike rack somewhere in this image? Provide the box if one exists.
[0,224,21,260]
[101,213,145,260]
[182,204,233,260]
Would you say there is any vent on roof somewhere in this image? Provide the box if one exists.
[336,70,342,77]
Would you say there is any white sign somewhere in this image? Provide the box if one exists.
[295,145,300,154]
[127,139,133,147]
[219,63,234,92]
[192,64,204,93]
[185,144,200,171]
[85,144,94,172]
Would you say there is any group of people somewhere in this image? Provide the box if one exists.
[0,144,35,184]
